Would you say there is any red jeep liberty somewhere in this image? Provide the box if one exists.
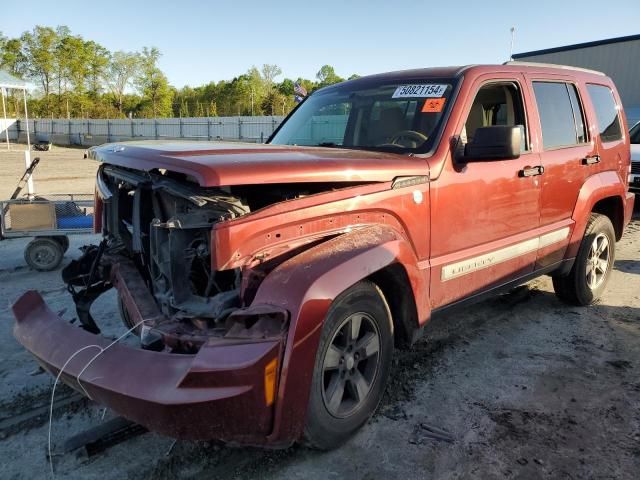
[13,63,635,449]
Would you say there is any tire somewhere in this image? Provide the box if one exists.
[24,237,64,271]
[50,235,70,253]
[304,281,394,450]
[552,213,615,305]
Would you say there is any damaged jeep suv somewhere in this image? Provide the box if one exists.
[12,63,635,449]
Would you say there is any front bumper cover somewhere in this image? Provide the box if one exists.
[12,291,283,443]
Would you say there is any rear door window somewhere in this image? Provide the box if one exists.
[532,82,585,149]
[587,84,622,142]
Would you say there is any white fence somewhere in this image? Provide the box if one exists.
[1,116,286,146]
[0,118,17,142]
[0,114,353,147]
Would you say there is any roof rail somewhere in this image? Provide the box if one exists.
[503,61,605,76]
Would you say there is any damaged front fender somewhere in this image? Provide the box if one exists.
[249,224,429,443]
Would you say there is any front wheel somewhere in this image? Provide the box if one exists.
[304,281,394,450]
[552,213,615,305]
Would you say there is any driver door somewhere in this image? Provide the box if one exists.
[429,76,542,308]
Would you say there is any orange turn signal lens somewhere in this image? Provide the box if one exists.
[264,358,278,406]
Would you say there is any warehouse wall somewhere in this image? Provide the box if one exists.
[514,38,640,125]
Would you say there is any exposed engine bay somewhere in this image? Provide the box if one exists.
[63,164,344,353]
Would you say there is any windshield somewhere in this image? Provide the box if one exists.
[630,122,640,144]
[269,79,456,153]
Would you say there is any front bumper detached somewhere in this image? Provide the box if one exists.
[12,291,283,443]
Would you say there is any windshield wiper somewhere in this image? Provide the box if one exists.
[315,142,340,148]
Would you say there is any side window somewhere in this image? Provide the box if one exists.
[587,84,622,142]
[463,82,528,151]
[533,82,585,149]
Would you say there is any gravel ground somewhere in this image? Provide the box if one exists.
[0,148,638,479]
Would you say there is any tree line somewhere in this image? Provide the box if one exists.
[0,26,357,119]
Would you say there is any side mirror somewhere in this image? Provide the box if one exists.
[463,125,522,161]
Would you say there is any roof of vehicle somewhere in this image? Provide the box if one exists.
[322,63,611,93]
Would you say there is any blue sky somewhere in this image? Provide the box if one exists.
[2,0,638,87]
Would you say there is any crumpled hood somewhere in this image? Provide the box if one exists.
[87,140,430,186]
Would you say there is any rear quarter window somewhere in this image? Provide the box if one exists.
[587,84,622,142]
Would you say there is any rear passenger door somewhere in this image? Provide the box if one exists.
[528,78,596,268]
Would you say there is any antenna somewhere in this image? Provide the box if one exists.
[509,27,516,61]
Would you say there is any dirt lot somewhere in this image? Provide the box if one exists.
[0,147,639,479]
[0,146,97,199]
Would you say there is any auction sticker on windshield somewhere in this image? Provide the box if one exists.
[392,84,447,98]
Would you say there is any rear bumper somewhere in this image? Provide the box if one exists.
[12,291,282,443]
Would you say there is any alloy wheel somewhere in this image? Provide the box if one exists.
[321,312,381,418]
[586,232,610,290]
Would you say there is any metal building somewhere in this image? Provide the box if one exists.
[513,34,640,126]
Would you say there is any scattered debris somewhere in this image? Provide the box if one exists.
[409,422,455,444]
[606,360,632,370]
[59,417,148,458]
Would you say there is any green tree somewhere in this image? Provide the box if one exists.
[297,77,317,92]
[277,78,294,96]
[106,51,141,116]
[136,47,173,117]
[56,32,90,116]
[261,64,282,90]
[316,64,343,88]
[0,37,26,77]
[85,41,110,97]
[20,26,58,113]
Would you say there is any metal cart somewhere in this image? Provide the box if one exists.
[0,194,94,271]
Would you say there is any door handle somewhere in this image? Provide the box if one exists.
[582,155,601,165]
[519,165,544,177]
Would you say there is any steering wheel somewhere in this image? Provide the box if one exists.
[378,130,427,148]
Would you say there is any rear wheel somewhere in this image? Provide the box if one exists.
[24,237,64,271]
[552,213,615,305]
[304,281,393,450]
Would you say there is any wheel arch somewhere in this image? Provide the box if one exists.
[368,263,420,349]
[591,196,625,241]
[567,171,628,258]
[251,224,428,444]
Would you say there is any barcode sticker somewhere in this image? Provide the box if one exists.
[392,84,447,98]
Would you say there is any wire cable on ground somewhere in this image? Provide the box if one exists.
[47,319,145,478]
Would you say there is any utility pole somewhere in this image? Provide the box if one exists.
[250,87,254,116]
[509,27,516,61]
[1,87,9,150]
